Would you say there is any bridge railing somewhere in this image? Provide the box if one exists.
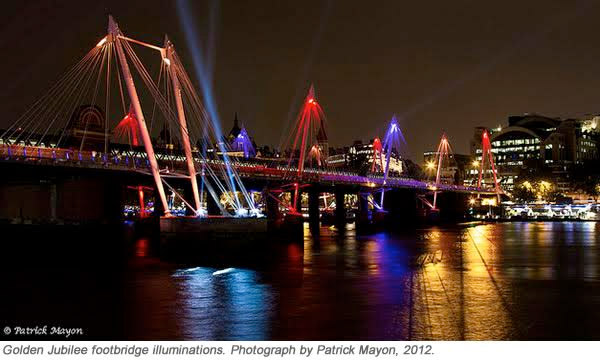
[0,144,497,194]
[0,144,151,171]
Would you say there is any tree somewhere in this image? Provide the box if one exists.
[512,182,536,203]
[572,162,600,201]
[547,190,571,204]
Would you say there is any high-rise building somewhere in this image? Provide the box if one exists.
[469,114,599,191]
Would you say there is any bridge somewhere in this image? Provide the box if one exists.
[0,16,501,230]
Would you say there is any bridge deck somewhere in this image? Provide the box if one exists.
[0,144,497,195]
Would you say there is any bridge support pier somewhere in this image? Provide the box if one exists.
[435,192,468,222]
[354,193,372,233]
[308,187,320,232]
[206,192,222,216]
[334,189,346,231]
[383,189,419,229]
[104,180,123,224]
[50,182,58,221]
[183,183,196,216]
[265,191,281,221]
[153,186,165,219]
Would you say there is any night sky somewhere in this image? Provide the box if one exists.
[2,0,600,160]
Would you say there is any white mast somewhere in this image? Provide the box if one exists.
[108,15,171,216]
[164,36,201,215]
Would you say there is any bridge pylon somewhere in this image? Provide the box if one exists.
[164,36,201,215]
[477,129,503,203]
[108,15,171,216]
[432,132,451,210]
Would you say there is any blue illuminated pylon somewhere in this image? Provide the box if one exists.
[231,127,256,158]
[379,115,407,208]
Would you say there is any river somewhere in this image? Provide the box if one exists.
[1,222,599,340]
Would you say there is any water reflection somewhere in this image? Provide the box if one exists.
[172,267,273,340]
[5,222,599,340]
[166,222,600,340]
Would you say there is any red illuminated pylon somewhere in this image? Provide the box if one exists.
[371,137,383,172]
[477,129,502,196]
[287,84,327,176]
[308,144,322,167]
[127,185,153,218]
[114,104,140,146]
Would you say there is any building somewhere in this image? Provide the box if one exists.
[316,124,329,161]
[470,114,600,191]
[228,112,242,141]
[327,139,403,175]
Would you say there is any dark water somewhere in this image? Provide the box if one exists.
[2,222,600,340]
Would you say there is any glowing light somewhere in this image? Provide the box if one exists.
[212,268,234,276]
[469,198,476,205]
[163,57,171,66]
[379,115,407,209]
[235,207,250,217]
[195,208,207,217]
[371,137,383,172]
[482,198,497,206]
[472,160,479,167]
[114,107,140,146]
[540,181,551,190]
[249,208,265,218]
[96,36,107,47]
[176,266,200,275]
[231,127,255,158]
[176,0,257,213]
[426,161,436,170]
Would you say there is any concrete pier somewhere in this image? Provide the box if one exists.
[206,192,221,216]
[159,216,269,259]
[334,189,346,232]
[308,187,320,232]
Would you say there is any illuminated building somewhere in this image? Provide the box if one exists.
[469,114,599,191]
[326,139,403,175]
[316,123,329,161]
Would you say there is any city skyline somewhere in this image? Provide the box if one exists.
[3,1,600,159]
